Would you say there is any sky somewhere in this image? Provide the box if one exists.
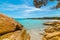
[0,0,60,18]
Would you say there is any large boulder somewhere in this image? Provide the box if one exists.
[0,29,30,40]
[0,14,23,35]
[0,14,30,40]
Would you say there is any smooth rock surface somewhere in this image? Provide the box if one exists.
[0,14,23,35]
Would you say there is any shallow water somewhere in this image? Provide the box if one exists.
[15,19,59,30]
[15,19,60,40]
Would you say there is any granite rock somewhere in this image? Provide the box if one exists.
[0,14,23,35]
[0,29,30,40]
[42,21,60,40]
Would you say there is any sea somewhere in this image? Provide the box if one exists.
[15,18,59,30]
[14,18,60,40]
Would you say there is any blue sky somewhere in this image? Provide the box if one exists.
[0,0,60,18]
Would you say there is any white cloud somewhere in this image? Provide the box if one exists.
[0,3,51,12]
[0,3,34,11]
[0,3,53,18]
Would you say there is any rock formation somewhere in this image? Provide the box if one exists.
[42,21,60,40]
[0,14,23,35]
[0,29,30,40]
[0,14,30,40]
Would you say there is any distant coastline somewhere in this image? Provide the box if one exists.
[14,17,60,20]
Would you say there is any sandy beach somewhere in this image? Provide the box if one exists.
[27,29,43,40]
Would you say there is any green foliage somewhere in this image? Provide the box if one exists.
[33,0,60,9]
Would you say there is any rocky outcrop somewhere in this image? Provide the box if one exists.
[0,14,30,40]
[0,14,23,35]
[42,21,60,40]
[0,29,30,40]
[43,21,60,26]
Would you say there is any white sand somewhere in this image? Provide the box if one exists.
[27,29,43,40]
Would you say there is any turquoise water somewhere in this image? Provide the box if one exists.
[14,19,59,40]
[15,19,56,30]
